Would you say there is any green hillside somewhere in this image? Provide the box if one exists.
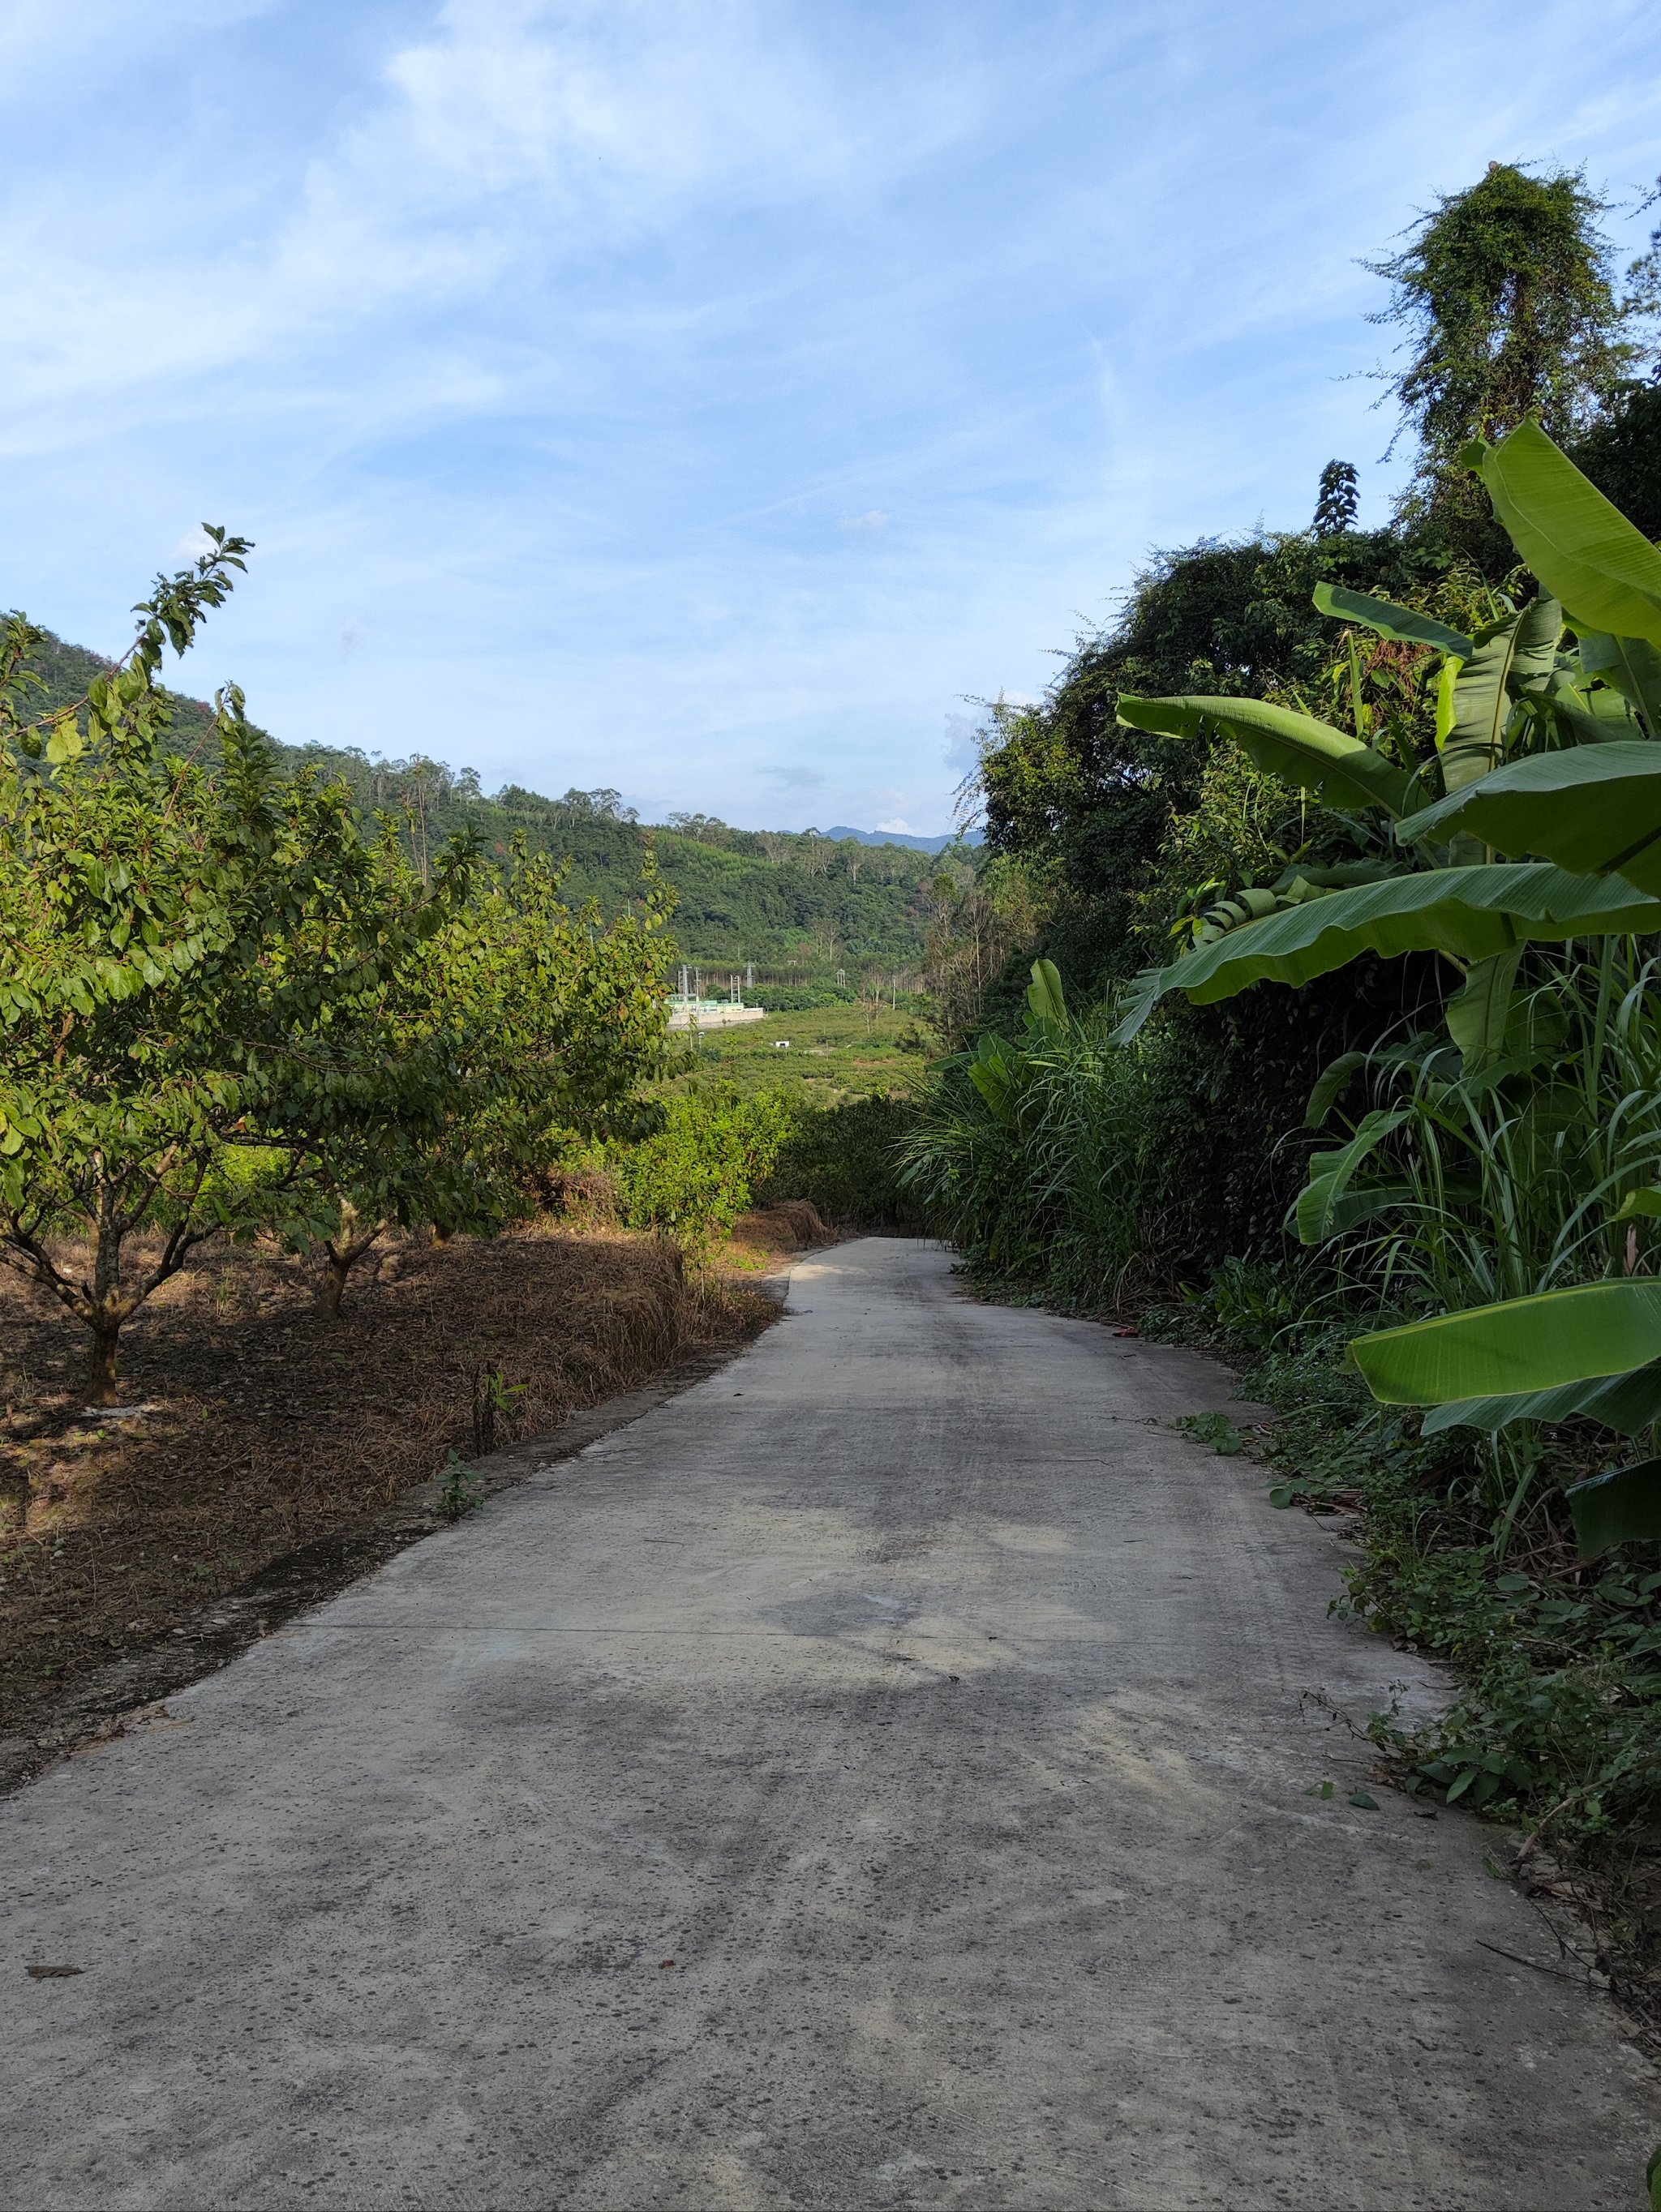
[15,628,966,992]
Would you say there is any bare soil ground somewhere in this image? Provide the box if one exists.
[0,1203,830,1785]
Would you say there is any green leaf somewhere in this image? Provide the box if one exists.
[1397,741,1661,896]
[1116,695,1414,817]
[1443,946,1522,1072]
[1346,1790,1380,1811]
[1575,629,1661,736]
[1025,958,1067,1025]
[966,1035,1026,1126]
[1565,1459,1661,1558]
[1312,582,1474,660]
[1350,1280,1661,1407]
[1112,964,1171,1044]
[1473,422,1661,651]
[1110,863,1661,1036]
[1441,598,1562,794]
[1304,1049,1368,1129]
[1421,1359,1661,1438]
[1294,1108,1410,1245]
[1435,656,1461,750]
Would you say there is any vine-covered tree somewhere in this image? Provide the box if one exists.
[1368,163,1640,552]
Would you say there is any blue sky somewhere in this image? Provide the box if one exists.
[4,1,1661,834]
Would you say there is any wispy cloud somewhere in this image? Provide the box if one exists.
[5,0,1661,830]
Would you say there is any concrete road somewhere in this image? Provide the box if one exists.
[4,1239,1656,2210]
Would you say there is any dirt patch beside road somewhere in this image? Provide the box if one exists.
[0,1213,822,1782]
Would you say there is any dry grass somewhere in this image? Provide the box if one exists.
[0,1217,797,1743]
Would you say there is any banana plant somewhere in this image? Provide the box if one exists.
[1349,1280,1661,1553]
[1114,442,1658,1058]
[964,959,1071,1125]
[1325,425,1661,1550]
[1114,423,1661,1548]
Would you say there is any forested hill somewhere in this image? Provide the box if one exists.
[15,628,967,987]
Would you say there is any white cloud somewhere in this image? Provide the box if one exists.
[8,0,1661,835]
[0,0,875,449]
[941,711,981,773]
[875,817,913,834]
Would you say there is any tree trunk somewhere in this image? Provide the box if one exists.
[317,1207,383,1319]
[85,1318,122,1406]
[318,1247,354,1320]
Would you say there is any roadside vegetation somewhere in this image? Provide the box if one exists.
[901,163,1661,2011]
[0,540,918,1763]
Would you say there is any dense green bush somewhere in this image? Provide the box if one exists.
[758,1093,921,1226]
[747,984,856,1013]
[614,1086,794,1251]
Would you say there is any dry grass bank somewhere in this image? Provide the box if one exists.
[0,1207,830,1764]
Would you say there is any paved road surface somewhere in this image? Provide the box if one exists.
[4,1239,1656,2209]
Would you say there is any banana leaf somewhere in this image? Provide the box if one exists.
[1312,582,1474,660]
[1564,1459,1661,1555]
[1518,681,1630,748]
[1116,696,1414,817]
[1469,422,1661,652]
[1112,965,1168,1041]
[1303,1050,1368,1129]
[1109,862,1661,1039]
[1294,1109,1411,1244]
[966,1035,1025,1126]
[1444,946,1522,1071]
[1026,958,1067,1025]
[1397,741,1661,896]
[1422,1359,1661,1437]
[1576,630,1661,735]
[1350,1280,1661,1405]
[1441,598,1563,793]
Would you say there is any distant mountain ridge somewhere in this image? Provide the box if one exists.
[825,825,982,853]
[8,624,968,986]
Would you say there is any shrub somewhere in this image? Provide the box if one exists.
[615,1086,793,1251]
[758,1094,921,1226]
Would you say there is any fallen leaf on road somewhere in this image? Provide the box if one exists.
[27,1965,83,1979]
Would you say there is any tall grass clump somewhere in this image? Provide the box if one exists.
[899,974,1151,1307]
[1318,941,1661,1317]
